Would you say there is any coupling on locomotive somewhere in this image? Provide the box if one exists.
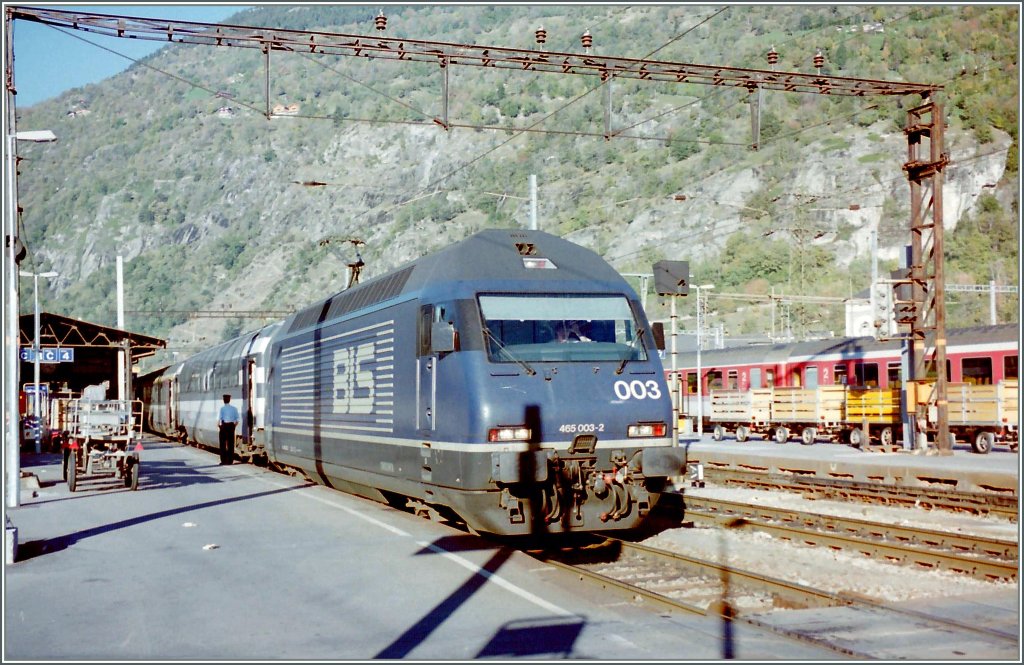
[138,230,685,536]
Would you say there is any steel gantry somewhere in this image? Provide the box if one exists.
[4,6,950,450]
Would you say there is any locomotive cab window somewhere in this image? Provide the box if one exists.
[478,294,647,363]
[419,302,465,356]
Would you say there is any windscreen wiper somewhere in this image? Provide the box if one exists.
[616,327,646,375]
[482,327,537,376]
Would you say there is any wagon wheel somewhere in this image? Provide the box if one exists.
[972,430,995,455]
[800,427,817,446]
[67,452,78,493]
[774,426,789,444]
[735,426,749,443]
[879,426,894,447]
[712,425,725,441]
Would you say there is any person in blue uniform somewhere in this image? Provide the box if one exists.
[218,394,240,465]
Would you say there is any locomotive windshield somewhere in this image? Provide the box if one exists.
[478,294,649,363]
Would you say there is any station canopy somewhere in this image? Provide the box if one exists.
[17,312,166,394]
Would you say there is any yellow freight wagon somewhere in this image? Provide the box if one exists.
[910,379,1019,454]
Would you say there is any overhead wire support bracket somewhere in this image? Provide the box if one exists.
[9,6,942,98]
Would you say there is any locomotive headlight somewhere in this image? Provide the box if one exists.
[627,422,667,438]
[488,426,532,442]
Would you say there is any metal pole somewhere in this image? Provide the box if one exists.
[32,274,40,454]
[870,229,878,327]
[670,295,678,443]
[696,286,703,438]
[989,279,997,325]
[5,71,22,508]
[117,255,125,401]
[529,174,537,230]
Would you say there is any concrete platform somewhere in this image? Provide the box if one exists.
[4,438,841,661]
[679,434,1020,496]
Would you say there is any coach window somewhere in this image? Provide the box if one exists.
[686,372,697,395]
[805,366,819,389]
[726,370,739,390]
[925,360,952,382]
[1005,355,1018,380]
[790,367,802,387]
[834,364,848,385]
[765,369,775,388]
[887,362,902,388]
[855,362,879,387]
[750,368,762,389]
[962,357,993,385]
[708,370,724,391]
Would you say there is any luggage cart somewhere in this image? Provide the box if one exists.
[62,399,144,491]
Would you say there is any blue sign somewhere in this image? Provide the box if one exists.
[23,384,49,398]
[20,347,74,363]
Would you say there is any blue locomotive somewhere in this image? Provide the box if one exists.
[139,229,684,535]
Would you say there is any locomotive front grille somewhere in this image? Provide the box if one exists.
[569,434,597,455]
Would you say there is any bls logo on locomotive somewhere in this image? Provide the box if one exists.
[332,342,378,414]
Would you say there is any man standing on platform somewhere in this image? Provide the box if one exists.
[218,394,240,465]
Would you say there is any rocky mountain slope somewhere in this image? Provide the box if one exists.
[12,5,1018,361]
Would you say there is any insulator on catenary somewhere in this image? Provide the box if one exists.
[374,11,387,31]
[767,45,779,67]
[535,25,546,45]
[581,30,592,50]
[814,49,825,71]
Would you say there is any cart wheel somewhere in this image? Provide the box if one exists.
[128,459,140,490]
[972,431,995,455]
[712,425,725,441]
[848,428,864,448]
[67,453,78,493]
[879,426,894,447]
[774,427,789,444]
[735,426,749,443]
[801,427,817,446]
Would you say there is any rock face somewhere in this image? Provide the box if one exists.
[30,115,1011,348]
[13,6,1015,350]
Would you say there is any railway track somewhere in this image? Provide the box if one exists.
[531,536,1019,659]
[676,494,1018,583]
[698,466,1019,520]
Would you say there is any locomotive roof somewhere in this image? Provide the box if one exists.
[284,229,635,334]
[397,228,627,293]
